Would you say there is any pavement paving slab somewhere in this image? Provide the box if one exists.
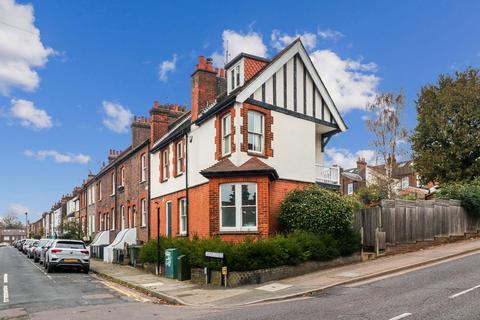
[90,238,480,307]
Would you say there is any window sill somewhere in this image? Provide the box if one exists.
[174,172,184,178]
[176,233,188,237]
[217,230,259,235]
[140,180,147,185]
[247,151,267,158]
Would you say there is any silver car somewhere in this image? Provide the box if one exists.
[45,240,89,273]
[39,239,54,265]
[33,239,50,263]
[26,240,39,259]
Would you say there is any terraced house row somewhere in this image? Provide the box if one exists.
[29,39,348,262]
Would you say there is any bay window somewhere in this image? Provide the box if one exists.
[220,183,257,231]
[247,111,264,153]
[221,114,231,156]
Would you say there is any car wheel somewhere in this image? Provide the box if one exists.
[34,256,39,263]
[47,262,54,273]
[82,267,89,274]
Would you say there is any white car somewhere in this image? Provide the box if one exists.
[45,239,90,273]
[0,242,8,247]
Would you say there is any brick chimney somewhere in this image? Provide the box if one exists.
[131,115,150,147]
[357,157,367,180]
[191,56,226,122]
[108,149,121,163]
[149,101,187,144]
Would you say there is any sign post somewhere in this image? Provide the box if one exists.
[205,251,226,286]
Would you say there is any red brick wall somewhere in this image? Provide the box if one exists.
[240,102,274,158]
[150,183,210,240]
[214,105,236,160]
[269,179,311,233]
[244,57,268,82]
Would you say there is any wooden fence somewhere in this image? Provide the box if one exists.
[353,199,479,249]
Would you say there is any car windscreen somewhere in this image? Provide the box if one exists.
[54,241,85,249]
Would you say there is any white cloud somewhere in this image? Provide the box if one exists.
[317,29,344,41]
[0,0,55,95]
[324,148,377,169]
[101,100,133,133]
[211,30,268,67]
[158,54,177,81]
[9,98,52,129]
[310,50,379,112]
[24,149,90,164]
[5,203,30,216]
[271,30,317,51]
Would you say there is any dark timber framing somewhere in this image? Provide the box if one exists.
[293,55,297,112]
[246,98,340,130]
[312,88,316,118]
[272,73,277,106]
[283,64,287,108]
[321,99,325,121]
[303,60,307,114]
[320,129,340,152]
[261,83,265,103]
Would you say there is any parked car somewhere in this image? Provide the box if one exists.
[45,239,90,273]
[33,239,50,263]
[0,242,8,247]
[39,239,54,265]
[22,239,35,254]
[27,240,40,259]
[15,239,25,250]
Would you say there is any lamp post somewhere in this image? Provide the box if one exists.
[24,212,28,238]
[155,201,160,275]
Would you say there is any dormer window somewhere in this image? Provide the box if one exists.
[227,61,244,93]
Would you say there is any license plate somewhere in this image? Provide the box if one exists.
[64,259,79,263]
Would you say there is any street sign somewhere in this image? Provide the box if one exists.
[205,251,224,259]
[222,266,228,275]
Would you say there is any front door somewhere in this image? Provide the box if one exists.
[166,202,172,238]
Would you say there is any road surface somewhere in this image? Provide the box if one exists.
[1,245,480,319]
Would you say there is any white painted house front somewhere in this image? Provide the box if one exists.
[149,39,347,241]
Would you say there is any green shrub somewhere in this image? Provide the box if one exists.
[138,230,360,272]
[356,185,386,206]
[279,186,355,234]
[438,178,480,217]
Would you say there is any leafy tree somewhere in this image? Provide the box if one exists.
[279,186,357,235]
[365,92,409,198]
[411,68,480,184]
[0,214,24,229]
[59,219,84,240]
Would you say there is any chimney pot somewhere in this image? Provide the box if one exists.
[154,100,159,108]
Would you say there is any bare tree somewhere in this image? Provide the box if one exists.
[1,214,24,229]
[365,91,409,199]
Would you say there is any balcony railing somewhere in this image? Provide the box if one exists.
[315,165,340,185]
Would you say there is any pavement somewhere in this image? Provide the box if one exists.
[4,242,480,319]
[90,238,480,308]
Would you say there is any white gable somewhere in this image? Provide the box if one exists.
[236,40,346,131]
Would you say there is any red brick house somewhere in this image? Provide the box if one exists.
[149,39,347,241]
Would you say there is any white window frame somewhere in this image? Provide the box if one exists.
[176,142,183,174]
[162,149,169,180]
[121,206,125,230]
[141,154,146,182]
[179,198,187,236]
[247,111,264,154]
[111,172,116,195]
[121,167,125,187]
[402,176,409,189]
[141,199,146,227]
[221,114,231,156]
[98,181,102,201]
[416,175,421,188]
[111,208,115,230]
[133,205,137,228]
[219,183,258,232]
[166,201,172,237]
[347,183,353,195]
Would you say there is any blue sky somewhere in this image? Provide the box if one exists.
[1,0,479,221]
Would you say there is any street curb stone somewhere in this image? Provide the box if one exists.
[90,245,480,308]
